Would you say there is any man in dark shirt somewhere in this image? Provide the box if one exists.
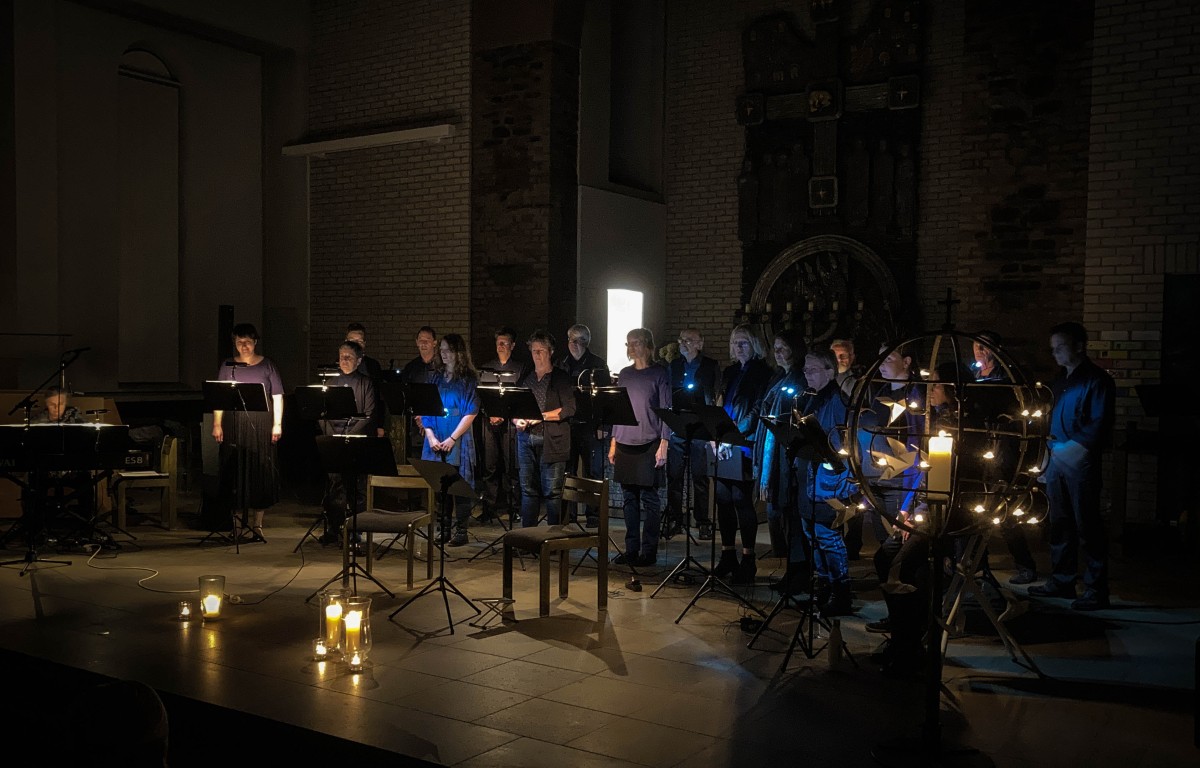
[478,326,530,521]
[399,326,439,461]
[666,328,719,539]
[556,323,609,526]
[345,323,386,437]
[1029,322,1116,611]
[320,341,378,544]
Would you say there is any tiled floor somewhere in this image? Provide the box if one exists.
[1,494,1196,767]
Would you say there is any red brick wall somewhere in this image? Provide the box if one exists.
[307,0,472,369]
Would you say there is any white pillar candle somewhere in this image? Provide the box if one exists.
[344,610,363,653]
[927,433,954,496]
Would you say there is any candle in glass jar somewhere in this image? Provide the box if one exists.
[178,601,192,620]
[201,594,221,617]
[344,610,363,653]
[324,603,343,647]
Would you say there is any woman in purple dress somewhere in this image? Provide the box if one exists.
[212,323,283,542]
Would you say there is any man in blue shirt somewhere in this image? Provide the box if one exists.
[1029,322,1116,611]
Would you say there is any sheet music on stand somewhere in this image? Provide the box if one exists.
[294,384,363,433]
[476,386,542,422]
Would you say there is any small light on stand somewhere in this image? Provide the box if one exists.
[198,575,225,619]
[178,601,192,621]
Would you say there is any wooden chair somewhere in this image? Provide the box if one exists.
[348,465,435,590]
[502,474,608,617]
[112,435,178,530]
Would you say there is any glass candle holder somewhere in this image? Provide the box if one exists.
[313,637,329,661]
[198,575,225,619]
[178,601,192,621]
[341,596,372,665]
[318,590,347,653]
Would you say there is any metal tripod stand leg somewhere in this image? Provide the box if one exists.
[652,447,707,597]
[388,488,479,633]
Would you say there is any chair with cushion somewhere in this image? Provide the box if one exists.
[502,474,608,617]
[112,435,178,530]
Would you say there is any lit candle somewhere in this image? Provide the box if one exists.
[201,594,222,618]
[785,301,793,312]
[348,651,363,671]
[743,303,751,313]
[766,302,773,312]
[807,300,815,312]
[344,610,363,653]
[324,603,343,647]
[832,300,839,311]
[178,601,192,620]
[313,638,328,660]
[927,433,953,496]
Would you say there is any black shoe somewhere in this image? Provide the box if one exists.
[732,553,757,585]
[318,531,340,546]
[866,617,892,634]
[1009,568,1038,585]
[1071,591,1110,611]
[771,563,810,596]
[713,549,739,578]
[448,530,469,547]
[1028,581,1076,599]
[613,551,638,566]
[697,522,714,541]
[822,583,854,616]
[635,551,658,567]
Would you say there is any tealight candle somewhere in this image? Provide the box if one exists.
[313,638,328,661]
[348,651,364,671]
[178,601,192,620]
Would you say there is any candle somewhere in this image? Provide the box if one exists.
[324,603,343,647]
[348,651,363,671]
[807,300,815,312]
[313,638,328,660]
[743,303,751,313]
[857,300,864,311]
[178,601,192,620]
[832,300,839,311]
[927,433,953,496]
[201,594,222,618]
[786,301,793,312]
[765,302,773,312]
[344,610,363,653]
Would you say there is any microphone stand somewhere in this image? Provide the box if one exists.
[8,348,87,426]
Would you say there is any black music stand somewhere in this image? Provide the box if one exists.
[650,407,712,597]
[470,385,542,561]
[570,385,640,576]
[307,435,398,599]
[748,413,856,669]
[388,458,481,633]
[672,404,765,623]
[292,384,361,551]
[201,380,268,553]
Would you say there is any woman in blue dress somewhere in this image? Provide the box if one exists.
[421,333,479,546]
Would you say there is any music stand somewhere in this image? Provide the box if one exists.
[388,457,481,634]
[470,385,542,561]
[571,385,640,575]
[672,404,765,623]
[748,413,856,669]
[202,380,268,553]
[292,384,362,551]
[307,435,398,599]
[650,407,711,597]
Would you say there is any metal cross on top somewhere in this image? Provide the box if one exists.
[938,287,960,330]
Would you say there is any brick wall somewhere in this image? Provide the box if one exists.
[1085,0,1200,522]
[307,0,471,369]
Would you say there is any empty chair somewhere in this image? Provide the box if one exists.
[344,465,436,590]
[502,474,608,617]
[112,435,178,530]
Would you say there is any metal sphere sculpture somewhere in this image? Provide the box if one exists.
[842,331,1054,539]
